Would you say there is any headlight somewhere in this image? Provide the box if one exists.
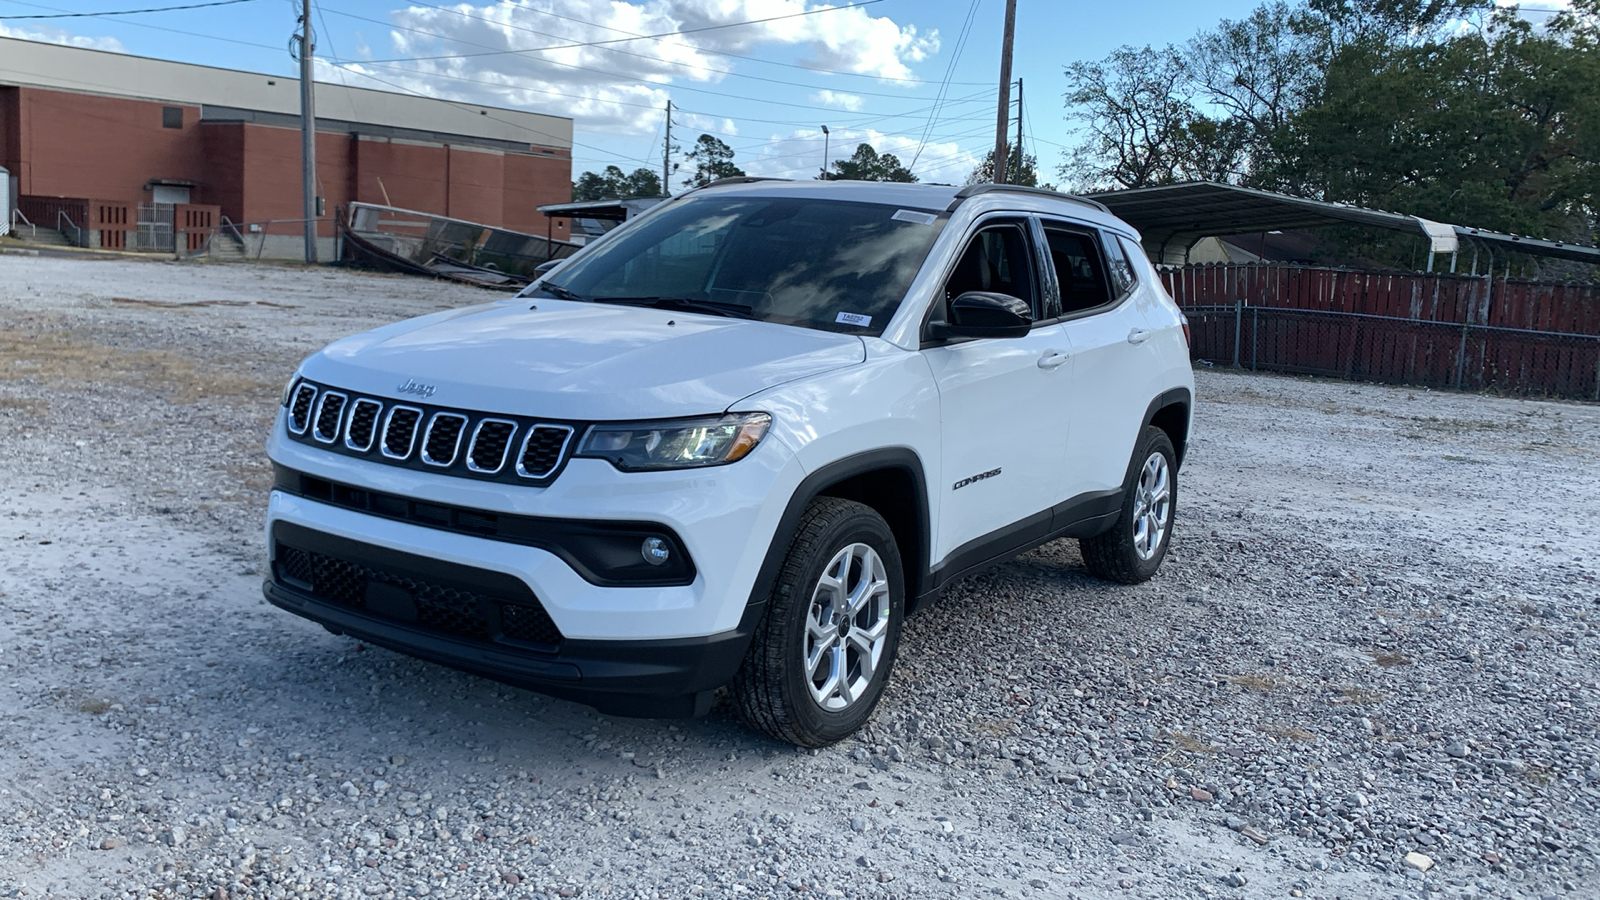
[576,413,771,471]
[280,373,300,407]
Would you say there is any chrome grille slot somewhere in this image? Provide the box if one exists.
[466,419,518,474]
[517,425,574,479]
[421,413,468,467]
[345,399,383,452]
[382,406,423,459]
[286,380,576,484]
[288,383,317,434]
[312,392,348,443]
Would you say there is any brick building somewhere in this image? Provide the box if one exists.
[0,37,573,257]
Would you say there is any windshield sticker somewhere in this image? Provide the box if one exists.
[835,312,873,328]
[891,209,938,225]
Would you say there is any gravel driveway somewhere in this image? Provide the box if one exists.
[1,255,1597,900]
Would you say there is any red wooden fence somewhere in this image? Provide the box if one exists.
[1162,264,1600,399]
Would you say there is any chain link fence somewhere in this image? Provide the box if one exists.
[1184,301,1600,400]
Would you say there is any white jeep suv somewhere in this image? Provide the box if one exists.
[264,180,1194,746]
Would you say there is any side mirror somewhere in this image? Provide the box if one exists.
[927,291,1033,341]
[534,259,563,275]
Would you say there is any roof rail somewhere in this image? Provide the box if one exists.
[690,176,795,193]
[948,183,1110,214]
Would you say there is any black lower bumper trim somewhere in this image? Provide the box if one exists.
[265,524,764,718]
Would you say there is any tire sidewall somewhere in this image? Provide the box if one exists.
[777,510,905,744]
[1121,428,1177,579]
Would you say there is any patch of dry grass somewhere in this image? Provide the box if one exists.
[1224,673,1281,693]
[0,327,277,404]
[1333,685,1383,705]
[1160,730,1218,755]
[1259,724,1317,743]
[0,395,47,415]
[1369,650,1412,667]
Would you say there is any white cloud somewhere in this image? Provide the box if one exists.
[810,89,864,111]
[0,23,125,52]
[343,0,936,134]
[737,126,981,186]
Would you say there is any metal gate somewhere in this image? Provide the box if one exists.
[133,202,175,252]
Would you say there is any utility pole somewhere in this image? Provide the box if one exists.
[297,0,317,263]
[662,100,672,197]
[991,0,1017,185]
[1013,78,1023,185]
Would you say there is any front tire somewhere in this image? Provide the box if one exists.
[733,498,904,747]
[1080,426,1176,584]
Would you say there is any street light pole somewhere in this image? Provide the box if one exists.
[820,125,830,180]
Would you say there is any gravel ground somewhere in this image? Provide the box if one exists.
[1,254,1597,900]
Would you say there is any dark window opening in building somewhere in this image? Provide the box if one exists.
[162,106,183,129]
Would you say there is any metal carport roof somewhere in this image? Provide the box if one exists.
[1085,181,1600,268]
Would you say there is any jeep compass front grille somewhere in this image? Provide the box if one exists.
[276,543,563,650]
[282,380,577,486]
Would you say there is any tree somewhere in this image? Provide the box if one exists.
[1059,46,1241,190]
[684,134,745,188]
[571,166,663,201]
[965,145,1051,188]
[820,144,918,182]
[1056,0,1599,251]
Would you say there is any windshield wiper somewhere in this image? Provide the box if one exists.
[590,296,757,320]
[534,282,585,302]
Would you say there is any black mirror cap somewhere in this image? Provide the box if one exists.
[534,259,562,275]
[928,291,1033,340]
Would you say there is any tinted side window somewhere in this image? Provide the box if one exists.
[1103,232,1137,297]
[1044,229,1110,314]
[942,224,1040,318]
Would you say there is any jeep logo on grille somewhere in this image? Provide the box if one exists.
[396,379,437,399]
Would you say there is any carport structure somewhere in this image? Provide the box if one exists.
[1086,181,1600,271]
[1083,182,1600,399]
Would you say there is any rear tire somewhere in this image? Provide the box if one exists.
[1081,426,1176,585]
[733,498,904,747]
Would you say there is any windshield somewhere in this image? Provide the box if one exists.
[531,195,948,335]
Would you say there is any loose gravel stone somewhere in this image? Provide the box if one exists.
[1,256,1598,899]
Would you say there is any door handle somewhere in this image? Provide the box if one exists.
[1127,328,1152,344]
[1037,350,1070,370]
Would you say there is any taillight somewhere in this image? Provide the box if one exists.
[1179,312,1191,349]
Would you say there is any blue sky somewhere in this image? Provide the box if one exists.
[1,0,1269,186]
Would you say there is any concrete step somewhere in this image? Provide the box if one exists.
[12,227,71,247]
[209,240,248,261]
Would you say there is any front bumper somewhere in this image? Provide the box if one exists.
[265,521,763,718]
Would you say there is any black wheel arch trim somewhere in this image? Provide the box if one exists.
[747,447,932,611]
[1141,387,1193,469]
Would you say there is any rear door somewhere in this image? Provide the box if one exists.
[1040,220,1155,500]
[921,217,1074,565]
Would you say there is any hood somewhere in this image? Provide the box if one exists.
[299,298,866,420]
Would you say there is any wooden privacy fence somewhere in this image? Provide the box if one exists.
[1162,264,1600,400]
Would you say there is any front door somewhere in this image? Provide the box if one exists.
[922,219,1073,565]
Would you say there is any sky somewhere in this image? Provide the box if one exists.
[0,0,1565,190]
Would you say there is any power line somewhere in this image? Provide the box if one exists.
[322,59,658,167]
[352,0,942,100]
[0,0,256,18]
[0,0,282,49]
[358,0,887,65]
[406,0,988,87]
[673,86,996,131]
[910,0,981,170]
[320,9,947,116]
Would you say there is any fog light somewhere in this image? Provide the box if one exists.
[641,537,671,566]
